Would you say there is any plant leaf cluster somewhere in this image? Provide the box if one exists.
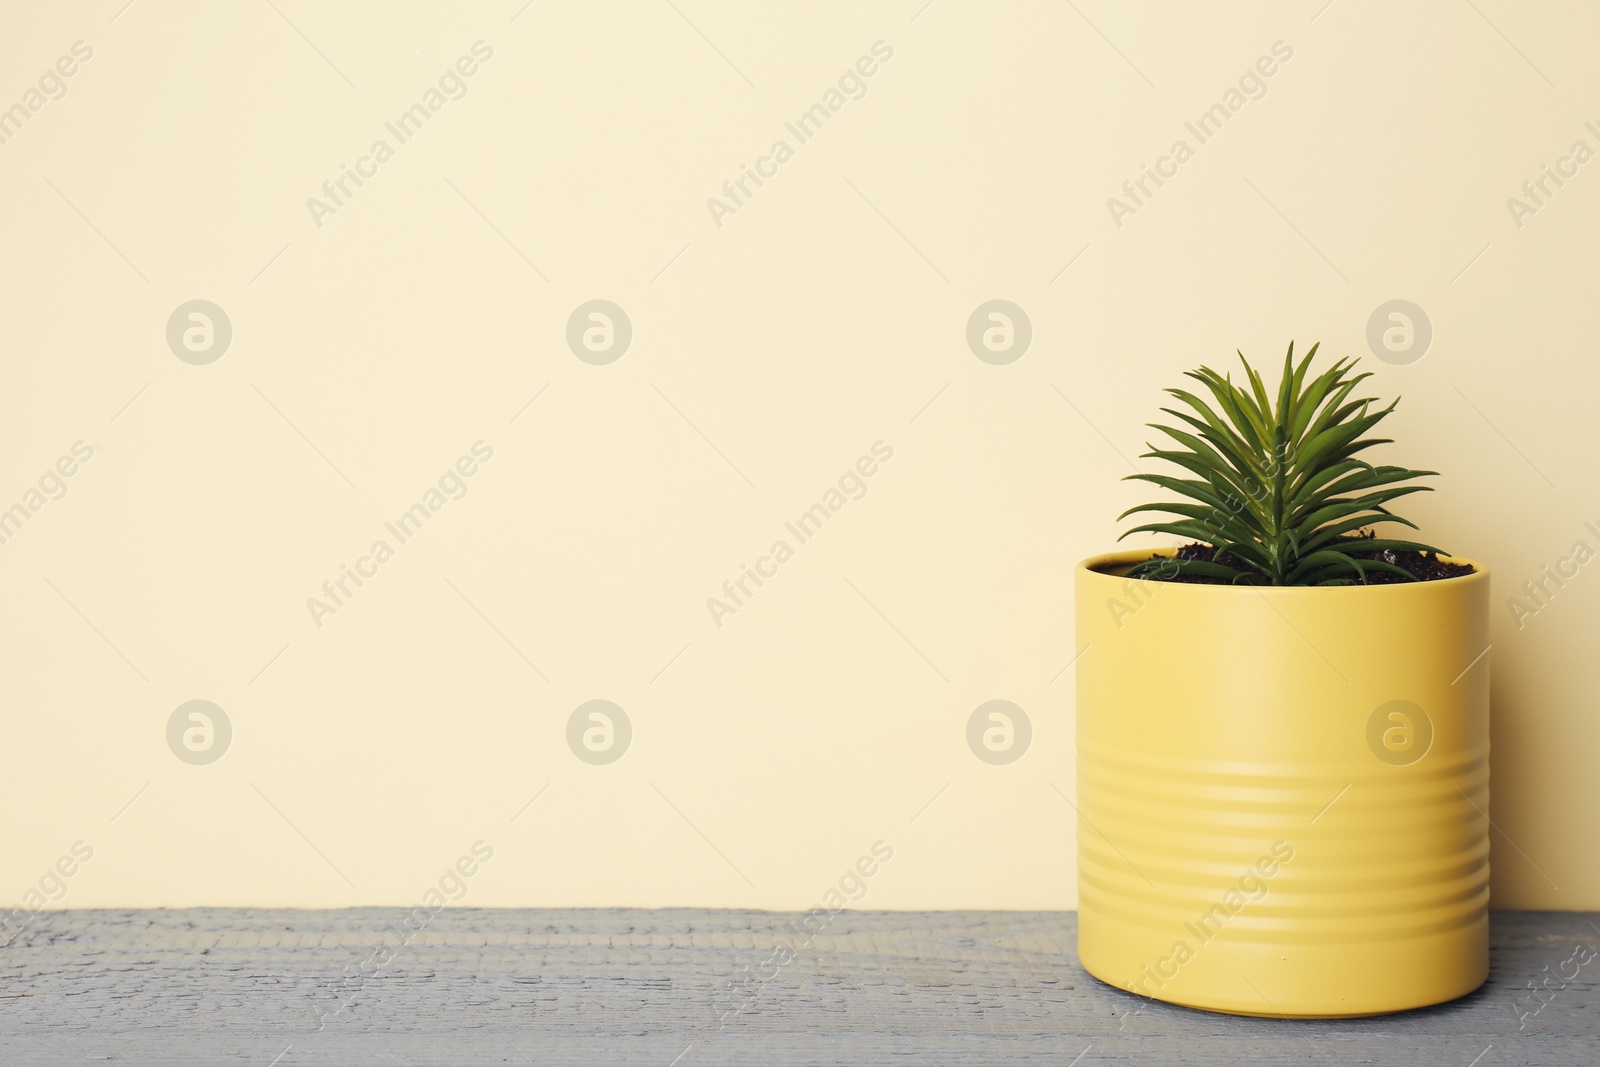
[1120,343,1444,585]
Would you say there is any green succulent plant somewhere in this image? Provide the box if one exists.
[1120,343,1444,585]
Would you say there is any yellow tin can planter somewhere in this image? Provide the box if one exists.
[1075,549,1490,1018]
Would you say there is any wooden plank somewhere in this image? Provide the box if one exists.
[2,910,1595,1065]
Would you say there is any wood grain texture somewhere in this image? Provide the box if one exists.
[2,910,1596,1065]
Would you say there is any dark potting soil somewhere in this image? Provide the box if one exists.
[1140,539,1475,585]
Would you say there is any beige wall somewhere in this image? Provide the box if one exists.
[1,1,1594,913]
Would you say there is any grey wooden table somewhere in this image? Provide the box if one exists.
[2,909,1595,1065]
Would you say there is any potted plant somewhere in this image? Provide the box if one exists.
[1075,344,1489,1017]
